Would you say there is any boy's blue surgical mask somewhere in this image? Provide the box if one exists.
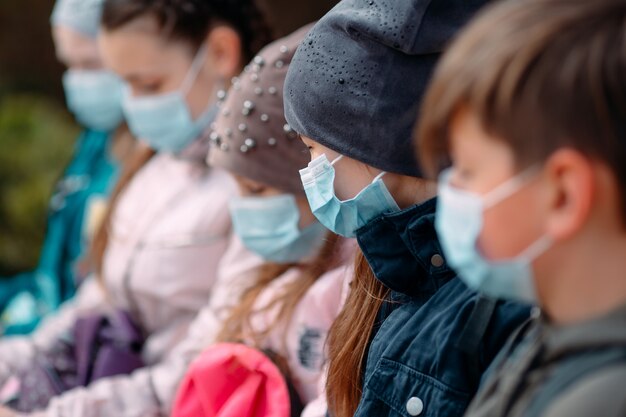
[435,167,552,303]
[229,194,327,263]
[122,44,217,153]
[299,154,400,238]
[63,70,124,132]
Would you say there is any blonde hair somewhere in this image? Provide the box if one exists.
[216,233,341,360]
[90,143,155,281]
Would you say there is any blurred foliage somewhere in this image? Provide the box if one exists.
[0,94,78,276]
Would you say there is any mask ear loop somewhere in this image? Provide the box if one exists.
[180,43,209,96]
[330,155,344,166]
[372,171,386,184]
[519,235,553,261]
[187,44,224,126]
[482,165,540,208]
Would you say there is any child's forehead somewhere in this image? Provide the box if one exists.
[449,109,516,165]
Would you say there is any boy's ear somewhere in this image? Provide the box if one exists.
[204,25,243,80]
[543,149,594,241]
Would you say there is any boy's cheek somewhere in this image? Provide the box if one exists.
[478,211,518,260]
[479,191,544,260]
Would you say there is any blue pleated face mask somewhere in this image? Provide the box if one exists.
[435,168,552,303]
[62,70,124,132]
[299,154,400,238]
[122,44,217,153]
[229,194,328,263]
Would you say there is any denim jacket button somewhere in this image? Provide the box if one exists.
[406,396,424,416]
[430,254,444,267]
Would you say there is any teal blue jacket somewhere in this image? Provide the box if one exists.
[0,129,119,335]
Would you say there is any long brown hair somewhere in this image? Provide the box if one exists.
[326,250,390,417]
[90,142,156,277]
[216,232,341,353]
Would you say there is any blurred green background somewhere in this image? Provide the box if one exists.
[0,1,78,276]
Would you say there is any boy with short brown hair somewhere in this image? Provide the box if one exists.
[418,0,626,416]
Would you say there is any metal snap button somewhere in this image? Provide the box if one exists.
[406,396,424,416]
[430,254,444,268]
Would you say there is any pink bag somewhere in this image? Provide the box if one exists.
[172,344,294,417]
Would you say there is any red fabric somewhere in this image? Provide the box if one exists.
[172,343,291,417]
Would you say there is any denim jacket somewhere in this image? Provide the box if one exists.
[353,198,530,417]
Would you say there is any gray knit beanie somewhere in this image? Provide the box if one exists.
[284,0,490,177]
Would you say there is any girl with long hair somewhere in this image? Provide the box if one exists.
[172,26,355,417]
[283,1,531,416]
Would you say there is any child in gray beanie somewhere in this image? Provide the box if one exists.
[283,1,531,417]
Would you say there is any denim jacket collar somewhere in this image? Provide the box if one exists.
[356,197,456,297]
